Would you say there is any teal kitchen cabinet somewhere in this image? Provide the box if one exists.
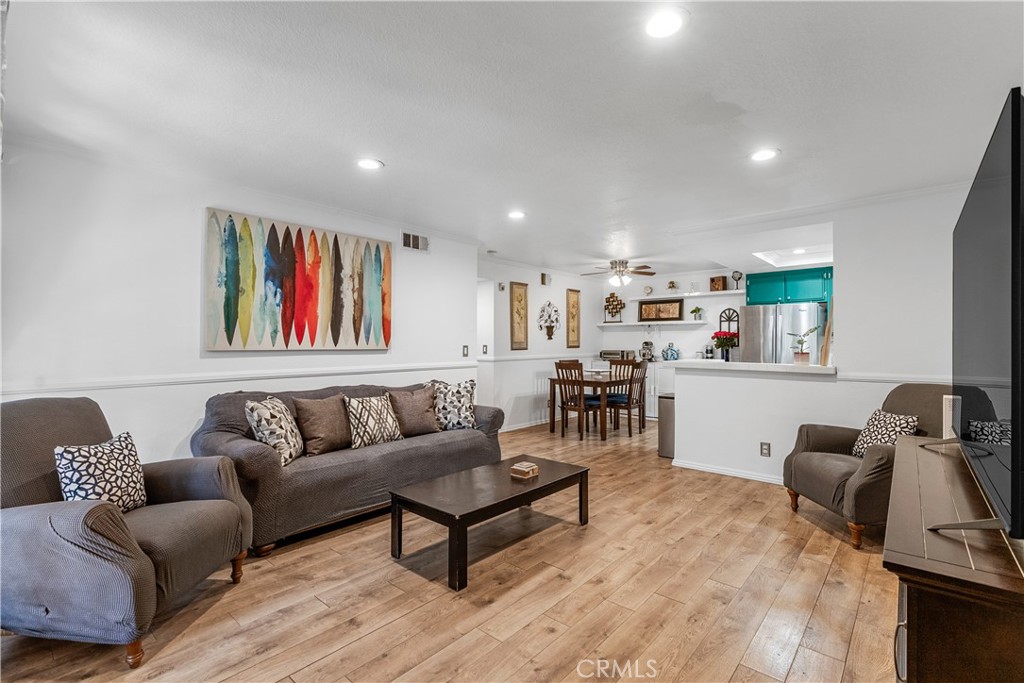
[746,267,832,305]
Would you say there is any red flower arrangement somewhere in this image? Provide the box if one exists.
[712,330,739,350]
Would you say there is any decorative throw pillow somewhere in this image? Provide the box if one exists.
[245,396,304,466]
[54,432,147,513]
[388,386,441,438]
[852,409,919,457]
[293,395,352,454]
[345,395,404,449]
[969,419,1012,446]
[429,379,477,430]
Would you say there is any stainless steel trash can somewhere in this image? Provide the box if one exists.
[658,393,674,458]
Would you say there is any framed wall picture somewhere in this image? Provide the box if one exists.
[566,288,581,348]
[638,298,684,322]
[204,208,391,350]
[510,281,529,350]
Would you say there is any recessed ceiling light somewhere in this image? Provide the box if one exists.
[750,148,780,162]
[646,8,688,37]
[793,248,806,255]
[356,158,384,170]
[508,210,526,220]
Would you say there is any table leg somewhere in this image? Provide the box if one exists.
[579,471,589,526]
[390,500,403,559]
[448,523,468,591]
[549,379,555,433]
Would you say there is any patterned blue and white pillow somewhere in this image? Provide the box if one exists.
[54,432,147,513]
[428,379,477,430]
[852,409,919,458]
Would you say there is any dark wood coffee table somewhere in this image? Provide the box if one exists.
[390,456,589,591]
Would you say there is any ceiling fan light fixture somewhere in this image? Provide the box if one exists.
[508,210,526,220]
[608,273,632,287]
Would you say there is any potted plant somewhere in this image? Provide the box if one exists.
[787,326,819,365]
[711,330,739,361]
[690,306,704,321]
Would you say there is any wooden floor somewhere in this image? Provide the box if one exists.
[1,421,897,683]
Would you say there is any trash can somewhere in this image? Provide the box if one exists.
[658,393,674,458]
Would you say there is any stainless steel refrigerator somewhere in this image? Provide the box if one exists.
[738,302,828,364]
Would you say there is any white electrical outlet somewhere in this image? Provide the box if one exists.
[760,442,771,457]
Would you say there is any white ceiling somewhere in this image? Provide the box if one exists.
[4,2,1022,275]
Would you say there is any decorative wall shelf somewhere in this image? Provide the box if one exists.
[627,290,745,303]
[597,321,708,328]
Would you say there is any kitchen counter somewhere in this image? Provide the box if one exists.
[664,359,837,376]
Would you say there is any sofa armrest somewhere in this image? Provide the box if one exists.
[143,456,253,550]
[474,405,505,438]
[190,431,282,548]
[789,424,861,457]
[843,443,897,525]
[0,500,156,644]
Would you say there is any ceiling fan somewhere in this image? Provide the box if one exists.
[580,259,656,286]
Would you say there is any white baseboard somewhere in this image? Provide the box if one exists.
[671,458,784,486]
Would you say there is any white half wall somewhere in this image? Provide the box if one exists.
[1,142,480,460]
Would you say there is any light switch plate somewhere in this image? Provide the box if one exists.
[462,345,469,357]
[760,442,771,457]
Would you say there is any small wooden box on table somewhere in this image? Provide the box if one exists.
[390,456,589,591]
[883,436,1024,682]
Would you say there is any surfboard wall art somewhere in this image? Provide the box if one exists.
[205,207,392,351]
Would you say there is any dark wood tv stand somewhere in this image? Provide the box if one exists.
[883,436,1024,681]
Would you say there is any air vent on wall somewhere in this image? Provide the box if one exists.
[402,232,429,252]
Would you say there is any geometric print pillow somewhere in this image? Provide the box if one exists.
[245,396,305,466]
[428,379,477,431]
[969,419,1012,446]
[344,395,404,449]
[54,431,147,513]
[852,409,919,458]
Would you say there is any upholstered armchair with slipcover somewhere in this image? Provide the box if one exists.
[783,383,996,549]
[0,397,253,669]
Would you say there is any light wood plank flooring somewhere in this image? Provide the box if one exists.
[1,422,897,683]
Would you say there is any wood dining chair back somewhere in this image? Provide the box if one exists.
[608,360,648,437]
[554,361,602,440]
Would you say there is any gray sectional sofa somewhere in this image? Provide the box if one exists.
[191,384,504,553]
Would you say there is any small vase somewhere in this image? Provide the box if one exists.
[793,351,810,365]
[722,348,730,362]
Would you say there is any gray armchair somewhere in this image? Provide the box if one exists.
[783,383,996,549]
[0,397,253,669]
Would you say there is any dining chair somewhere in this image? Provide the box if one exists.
[609,358,645,429]
[608,360,648,437]
[554,361,603,440]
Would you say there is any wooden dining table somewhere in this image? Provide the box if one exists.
[547,372,629,441]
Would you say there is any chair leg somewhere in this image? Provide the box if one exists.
[787,489,799,512]
[125,639,144,669]
[626,406,633,437]
[560,408,566,437]
[847,522,866,550]
[231,550,247,584]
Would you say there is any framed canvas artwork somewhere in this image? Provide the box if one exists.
[205,207,392,350]
[638,298,684,322]
[510,281,528,350]
[566,288,581,348]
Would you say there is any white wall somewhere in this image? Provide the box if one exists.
[477,258,605,429]
[673,185,969,483]
[1,142,480,459]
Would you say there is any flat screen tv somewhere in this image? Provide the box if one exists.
[952,86,1023,539]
